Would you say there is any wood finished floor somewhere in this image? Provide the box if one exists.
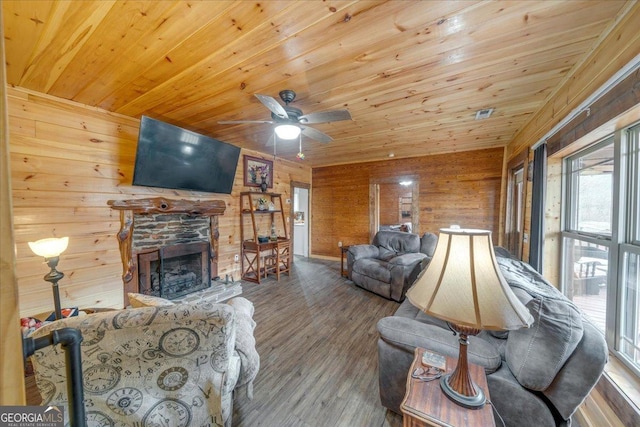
[232,256,403,427]
[25,257,404,426]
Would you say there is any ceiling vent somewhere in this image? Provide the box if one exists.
[475,108,494,120]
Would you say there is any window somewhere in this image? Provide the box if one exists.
[562,124,640,376]
[563,139,613,334]
[566,140,614,236]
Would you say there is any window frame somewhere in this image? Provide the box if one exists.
[561,123,640,377]
[618,243,640,367]
[628,124,640,245]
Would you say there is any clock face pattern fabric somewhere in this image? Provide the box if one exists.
[29,299,255,427]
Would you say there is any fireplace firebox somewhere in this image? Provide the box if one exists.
[138,241,210,300]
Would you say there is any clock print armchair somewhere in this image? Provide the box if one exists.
[29,297,259,427]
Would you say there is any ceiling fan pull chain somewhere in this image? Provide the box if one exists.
[273,129,277,158]
[297,133,305,160]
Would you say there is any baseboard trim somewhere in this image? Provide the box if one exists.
[308,254,340,262]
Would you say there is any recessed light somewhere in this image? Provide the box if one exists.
[388,153,395,158]
[475,108,494,120]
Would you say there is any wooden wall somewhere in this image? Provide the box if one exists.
[7,87,311,317]
[311,148,504,257]
[542,157,562,285]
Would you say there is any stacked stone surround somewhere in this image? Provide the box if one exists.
[132,214,210,252]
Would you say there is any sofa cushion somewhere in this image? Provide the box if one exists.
[497,253,584,391]
[486,365,557,427]
[347,244,379,262]
[505,296,583,390]
[542,318,608,420]
[394,299,450,329]
[377,316,502,373]
[352,259,392,283]
[373,231,421,260]
[388,252,427,266]
[420,232,438,257]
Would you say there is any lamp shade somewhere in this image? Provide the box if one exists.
[274,124,301,140]
[28,237,69,258]
[406,228,532,331]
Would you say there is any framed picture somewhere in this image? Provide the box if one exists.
[243,155,273,188]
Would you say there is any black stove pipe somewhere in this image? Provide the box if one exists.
[23,328,86,427]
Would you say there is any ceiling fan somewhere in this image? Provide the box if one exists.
[218,89,352,143]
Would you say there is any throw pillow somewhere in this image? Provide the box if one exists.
[127,293,175,308]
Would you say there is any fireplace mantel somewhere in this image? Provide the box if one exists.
[108,197,226,216]
[108,197,226,303]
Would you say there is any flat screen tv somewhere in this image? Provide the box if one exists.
[133,116,240,194]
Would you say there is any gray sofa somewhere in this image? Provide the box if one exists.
[347,231,438,302]
[377,247,608,426]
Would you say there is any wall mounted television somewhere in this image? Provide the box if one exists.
[133,116,240,194]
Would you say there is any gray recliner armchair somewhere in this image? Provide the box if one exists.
[347,231,437,302]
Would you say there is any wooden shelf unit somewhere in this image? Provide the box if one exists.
[240,192,291,283]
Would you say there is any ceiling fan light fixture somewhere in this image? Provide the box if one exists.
[274,124,301,140]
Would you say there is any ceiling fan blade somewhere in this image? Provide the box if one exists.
[255,94,288,119]
[298,109,352,124]
[218,120,273,124]
[301,126,333,143]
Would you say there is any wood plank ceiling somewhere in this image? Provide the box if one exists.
[2,1,632,167]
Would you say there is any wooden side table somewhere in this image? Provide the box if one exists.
[401,348,495,427]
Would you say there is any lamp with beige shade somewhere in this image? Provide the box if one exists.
[406,228,533,409]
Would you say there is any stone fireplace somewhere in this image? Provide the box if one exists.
[108,198,226,306]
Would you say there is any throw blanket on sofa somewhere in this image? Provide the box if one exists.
[494,248,584,391]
